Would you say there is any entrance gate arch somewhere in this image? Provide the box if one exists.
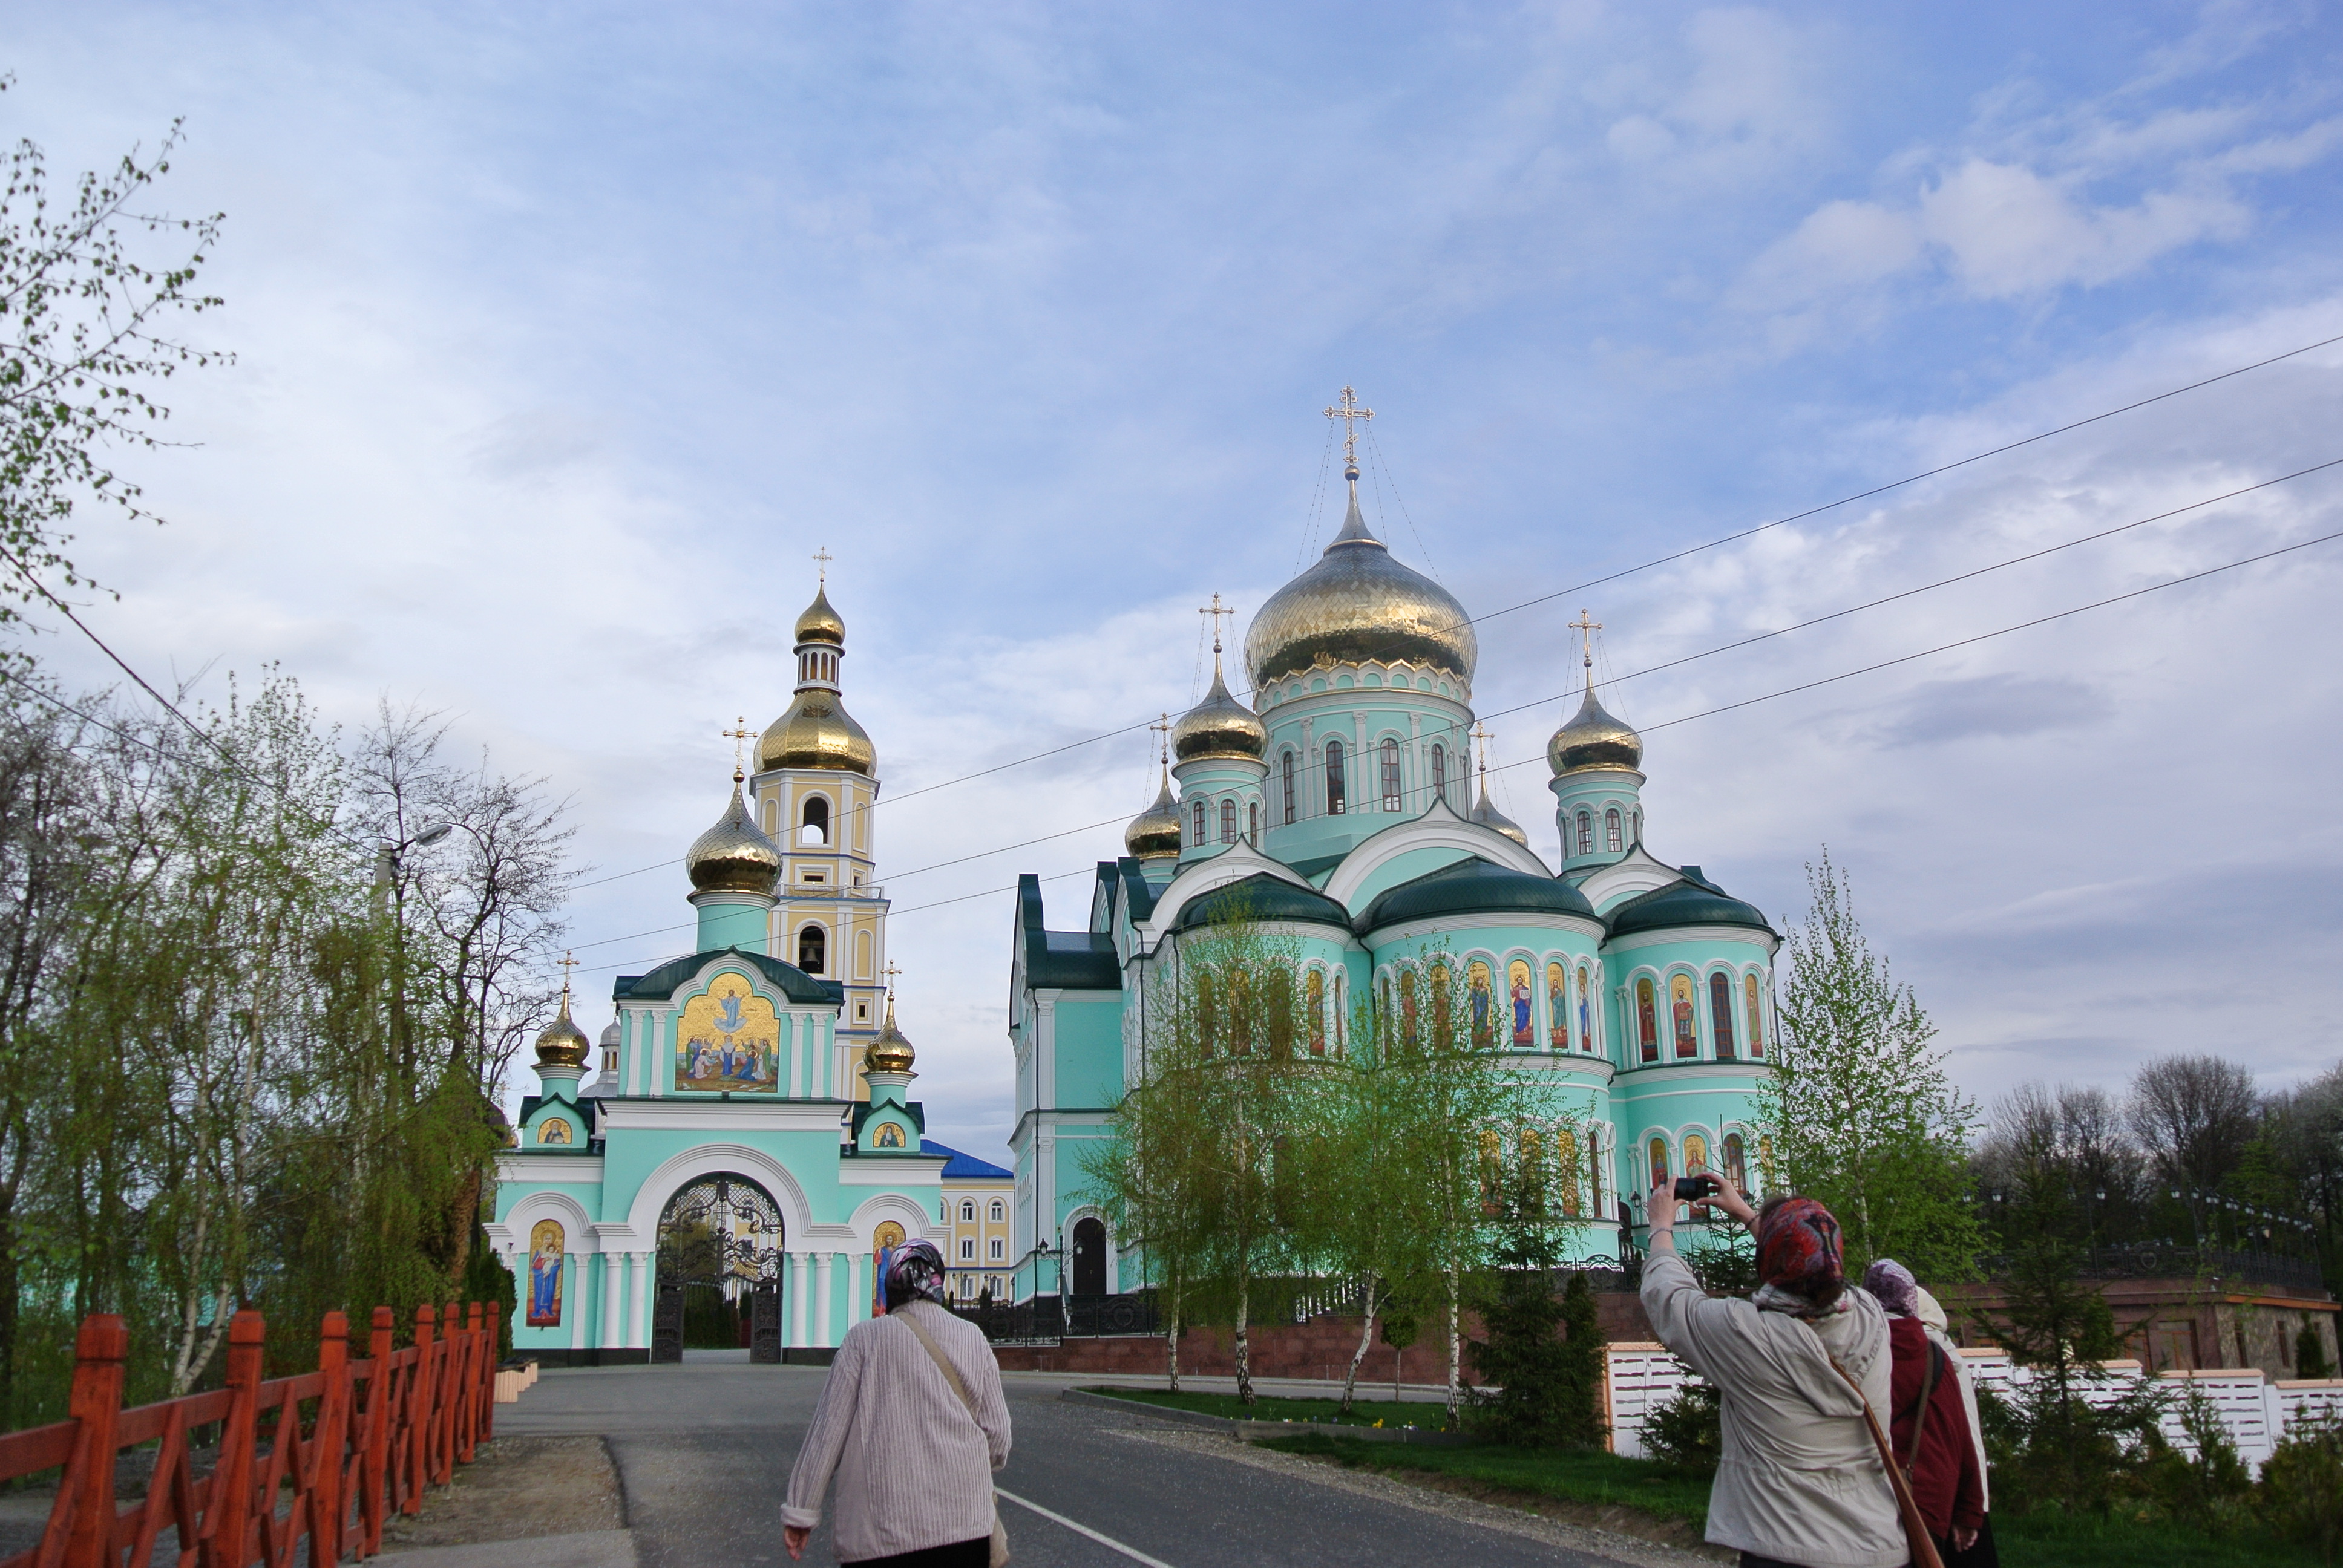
[652,1173,784,1362]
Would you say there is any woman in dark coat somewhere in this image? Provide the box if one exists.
[1863,1261,1991,1567]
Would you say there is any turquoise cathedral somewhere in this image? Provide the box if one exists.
[490,583,952,1362]
[1008,425,1778,1302]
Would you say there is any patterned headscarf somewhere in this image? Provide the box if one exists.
[1752,1197,1846,1315]
[1863,1258,1920,1318]
[883,1238,948,1309]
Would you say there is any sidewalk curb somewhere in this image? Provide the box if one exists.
[1058,1387,1478,1446]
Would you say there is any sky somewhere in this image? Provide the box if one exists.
[7,1,2342,1168]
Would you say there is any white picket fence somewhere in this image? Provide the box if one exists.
[1604,1341,2343,1473]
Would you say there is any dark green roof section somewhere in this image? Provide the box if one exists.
[850,1099,928,1143]
[1605,875,1776,939]
[1115,857,1159,923]
[1280,852,1347,885]
[1358,857,1598,932]
[1172,872,1352,932]
[621,947,839,1004]
[1018,874,1122,991]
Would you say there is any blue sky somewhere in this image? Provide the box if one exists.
[10,1,2343,1164]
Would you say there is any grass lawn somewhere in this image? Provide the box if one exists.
[1081,1387,1450,1428]
[1254,1431,1714,1526]
[1991,1509,2322,1568]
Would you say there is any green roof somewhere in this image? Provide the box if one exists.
[1172,872,1352,932]
[1605,875,1775,939]
[1358,857,1598,932]
[1019,875,1122,990]
[621,948,839,1004]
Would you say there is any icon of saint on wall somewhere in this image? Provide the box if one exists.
[1509,960,1534,1047]
[527,1220,565,1327]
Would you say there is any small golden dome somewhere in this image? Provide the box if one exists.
[1243,486,1476,693]
[795,585,845,647]
[1471,780,1530,848]
[1172,668,1267,764]
[687,782,783,894]
[1124,768,1183,860]
[864,994,916,1074]
[1548,684,1643,774]
[534,997,592,1070]
[760,690,876,774]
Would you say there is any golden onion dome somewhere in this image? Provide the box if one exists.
[865,994,916,1074]
[1548,682,1643,774]
[533,996,592,1070]
[1470,779,1530,848]
[1124,768,1183,860]
[686,781,784,894]
[1243,486,1476,693]
[759,690,876,774]
[1172,667,1267,764]
[795,584,846,647]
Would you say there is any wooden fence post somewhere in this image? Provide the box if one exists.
[62,1315,126,1568]
[405,1306,434,1515]
[314,1312,349,1566]
[362,1306,392,1553]
[203,1310,267,1568]
[456,1305,482,1463]
[480,1302,499,1443]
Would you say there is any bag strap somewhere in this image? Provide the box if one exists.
[1797,1321,1947,1568]
[1901,1341,1945,1475]
[896,1303,980,1420]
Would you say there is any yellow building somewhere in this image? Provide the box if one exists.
[928,1143,1015,1303]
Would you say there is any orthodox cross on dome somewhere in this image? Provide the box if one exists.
[1325,385,1373,475]
[1569,610,1603,690]
[722,716,756,782]
[557,950,578,1010]
[1198,592,1234,674]
[1149,711,1172,767]
[812,546,833,584]
[882,960,902,1019]
[1472,721,1494,782]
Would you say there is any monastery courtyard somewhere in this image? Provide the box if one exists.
[430,1359,1703,1568]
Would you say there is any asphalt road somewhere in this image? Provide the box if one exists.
[496,1353,1674,1568]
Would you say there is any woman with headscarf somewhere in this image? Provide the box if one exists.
[784,1240,1012,1566]
[1640,1173,1906,1568]
[1863,1263,1992,1567]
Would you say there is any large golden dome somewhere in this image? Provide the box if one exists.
[686,782,784,894]
[795,585,846,647]
[760,691,876,774]
[1172,667,1267,763]
[533,996,592,1070]
[1124,768,1183,859]
[1548,684,1643,774]
[1243,489,1476,693]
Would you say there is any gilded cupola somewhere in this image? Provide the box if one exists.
[1242,458,1476,694]
[795,584,847,647]
[686,777,784,894]
[1173,602,1268,763]
[864,991,916,1074]
[533,978,592,1070]
[1547,623,1643,774]
[1125,719,1184,860]
[761,572,877,774]
[1467,732,1530,847]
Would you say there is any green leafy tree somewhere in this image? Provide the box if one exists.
[1757,850,1982,1279]
[2260,1410,2343,1566]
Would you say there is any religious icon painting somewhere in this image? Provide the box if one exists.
[527,1220,564,1327]
[1509,960,1534,1047]
[1670,973,1697,1058]
[1745,973,1765,1059]
[1467,961,1494,1045]
[674,975,782,1093]
[1636,978,1659,1062]
[1555,1128,1580,1216]
[872,1220,907,1316]
[1547,962,1568,1050]
[539,1117,572,1146]
[1577,964,1594,1054]
[1683,1132,1709,1177]
[874,1120,906,1149]
[1306,969,1326,1056]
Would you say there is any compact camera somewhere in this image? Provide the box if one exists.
[1672,1174,1720,1201]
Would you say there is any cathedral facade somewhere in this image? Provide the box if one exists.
[489,584,955,1362]
[1008,446,1778,1302]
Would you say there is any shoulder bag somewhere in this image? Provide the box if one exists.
[894,1305,1011,1568]
[1799,1321,1945,1568]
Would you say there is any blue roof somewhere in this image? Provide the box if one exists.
[922,1140,1013,1180]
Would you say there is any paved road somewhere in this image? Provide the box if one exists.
[496,1353,1676,1568]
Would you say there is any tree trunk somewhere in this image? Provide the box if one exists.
[1339,1275,1381,1414]
[1444,1257,1462,1425]
[1234,1269,1253,1406]
[1165,1284,1182,1393]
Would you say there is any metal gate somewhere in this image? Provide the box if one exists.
[750,1285,781,1363]
[651,1173,784,1364]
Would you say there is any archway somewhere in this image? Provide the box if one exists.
[1070,1216,1106,1298]
[653,1173,784,1362]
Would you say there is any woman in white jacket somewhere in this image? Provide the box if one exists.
[1640,1176,1906,1568]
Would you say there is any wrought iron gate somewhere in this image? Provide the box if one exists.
[650,1173,784,1364]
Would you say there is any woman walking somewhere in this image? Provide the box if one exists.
[784,1240,1012,1566]
[1864,1263,1991,1567]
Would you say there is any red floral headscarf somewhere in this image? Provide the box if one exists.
[1754,1197,1844,1307]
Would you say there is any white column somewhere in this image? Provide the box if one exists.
[788,1252,810,1347]
[849,1251,869,1328]
[816,1252,837,1346]
[600,1251,624,1349]
[569,1255,588,1350]
[631,1252,653,1348]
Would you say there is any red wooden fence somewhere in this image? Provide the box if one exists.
[0,1301,500,1568]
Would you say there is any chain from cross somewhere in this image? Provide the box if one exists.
[1197,592,1234,654]
[813,546,833,583]
[1569,610,1603,676]
[1324,385,1373,471]
[721,716,756,776]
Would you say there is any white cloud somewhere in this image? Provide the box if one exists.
[1919,158,2249,297]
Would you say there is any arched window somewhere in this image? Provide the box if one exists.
[1636,978,1658,1063]
[1684,1132,1709,1176]
[1606,806,1623,852]
[1555,1127,1579,1217]
[1671,973,1697,1058]
[1431,743,1447,806]
[960,1200,976,1222]
[1576,809,1593,855]
[1219,798,1237,843]
[801,795,830,846]
[762,797,779,834]
[1723,1133,1748,1193]
[798,924,826,974]
[1306,969,1326,1056]
[1193,800,1207,845]
[1281,751,1297,823]
[1648,1136,1668,1191]
[1745,973,1765,1059]
[856,928,873,978]
[1325,740,1346,814]
[1709,972,1737,1058]
[1380,738,1402,812]
[1248,800,1260,842]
